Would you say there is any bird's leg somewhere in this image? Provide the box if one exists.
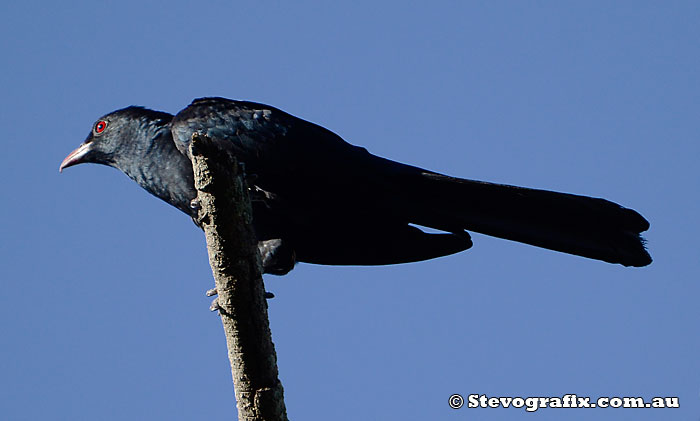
[249,185,268,202]
[248,184,278,209]
[240,168,275,207]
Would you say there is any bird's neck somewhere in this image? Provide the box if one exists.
[118,128,197,216]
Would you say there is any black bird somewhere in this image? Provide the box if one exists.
[60,97,651,273]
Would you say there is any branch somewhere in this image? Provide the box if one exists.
[189,133,288,421]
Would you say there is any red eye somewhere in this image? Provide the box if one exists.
[95,120,107,134]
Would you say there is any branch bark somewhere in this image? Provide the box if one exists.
[189,133,288,421]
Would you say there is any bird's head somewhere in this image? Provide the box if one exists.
[60,106,173,173]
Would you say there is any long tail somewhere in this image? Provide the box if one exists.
[397,169,651,267]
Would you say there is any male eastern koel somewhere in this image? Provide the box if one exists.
[61,97,651,274]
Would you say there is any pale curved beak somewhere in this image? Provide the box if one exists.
[59,143,91,172]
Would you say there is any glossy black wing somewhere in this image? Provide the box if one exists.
[171,98,356,174]
[170,97,407,208]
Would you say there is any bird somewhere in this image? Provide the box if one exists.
[60,97,651,274]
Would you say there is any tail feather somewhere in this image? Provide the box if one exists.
[403,172,651,267]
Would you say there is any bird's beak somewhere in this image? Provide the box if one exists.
[59,142,92,172]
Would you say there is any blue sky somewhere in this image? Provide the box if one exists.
[1,1,698,420]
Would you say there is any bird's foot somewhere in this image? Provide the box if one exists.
[242,173,276,206]
[206,288,221,311]
[248,186,276,208]
[189,198,201,211]
[209,297,221,312]
[206,287,274,312]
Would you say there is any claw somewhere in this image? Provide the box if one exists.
[189,198,201,211]
[207,287,220,312]
[207,286,272,311]
[209,296,221,312]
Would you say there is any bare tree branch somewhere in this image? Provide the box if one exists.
[190,133,288,421]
